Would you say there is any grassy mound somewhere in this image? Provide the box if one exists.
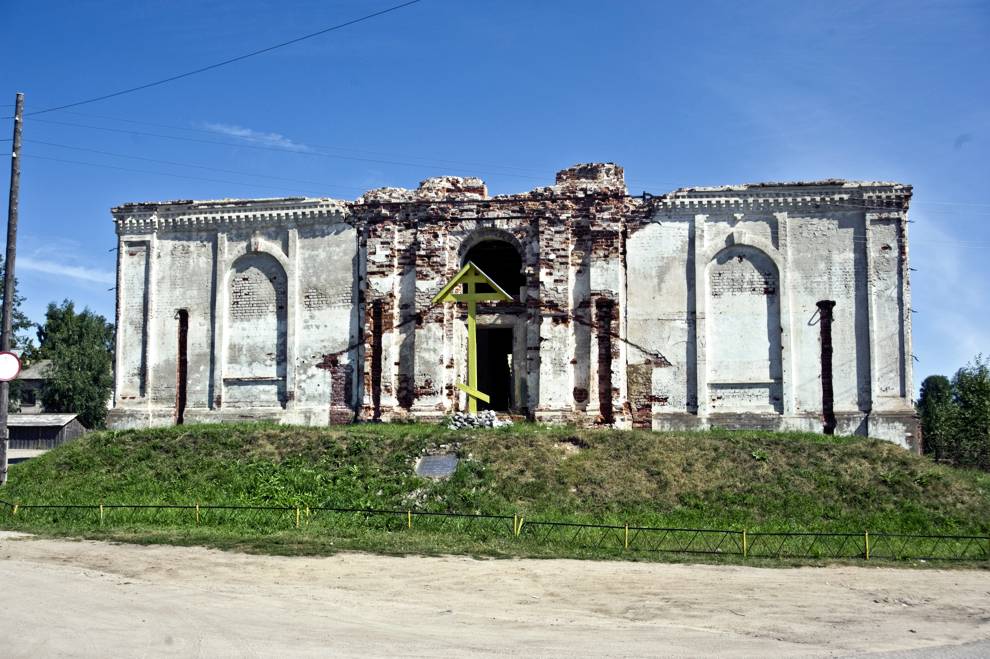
[3,422,988,536]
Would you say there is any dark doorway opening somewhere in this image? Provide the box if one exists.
[463,240,525,297]
[175,309,189,425]
[595,299,615,424]
[371,299,383,420]
[817,300,837,435]
[476,327,513,411]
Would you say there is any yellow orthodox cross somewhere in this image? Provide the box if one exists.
[432,261,513,413]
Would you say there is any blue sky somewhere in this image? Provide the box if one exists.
[1,0,988,392]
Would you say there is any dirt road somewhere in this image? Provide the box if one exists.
[1,532,988,657]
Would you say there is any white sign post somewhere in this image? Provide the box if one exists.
[0,352,21,382]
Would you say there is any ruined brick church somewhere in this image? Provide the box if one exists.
[108,163,917,447]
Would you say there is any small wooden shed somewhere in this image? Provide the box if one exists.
[7,413,88,451]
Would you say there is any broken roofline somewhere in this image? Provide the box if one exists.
[110,162,912,221]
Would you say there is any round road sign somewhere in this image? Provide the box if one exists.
[0,351,22,382]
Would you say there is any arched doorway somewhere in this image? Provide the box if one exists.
[461,238,525,411]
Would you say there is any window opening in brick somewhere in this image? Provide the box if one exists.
[596,299,615,424]
[477,327,513,411]
[463,240,525,298]
[175,309,189,425]
[817,300,837,435]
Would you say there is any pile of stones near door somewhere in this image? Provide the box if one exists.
[446,410,514,430]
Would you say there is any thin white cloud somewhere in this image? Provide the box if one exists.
[200,122,311,152]
[18,257,115,285]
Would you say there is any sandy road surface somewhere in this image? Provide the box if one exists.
[1,532,989,657]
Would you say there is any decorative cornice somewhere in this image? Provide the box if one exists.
[647,181,912,214]
[113,197,350,235]
[112,178,914,235]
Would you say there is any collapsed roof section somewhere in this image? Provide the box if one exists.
[111,162,911,230]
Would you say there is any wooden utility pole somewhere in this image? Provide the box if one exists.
[0,92,24,486]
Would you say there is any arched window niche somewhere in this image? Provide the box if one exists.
[223,252,288,408]
[706,244,783,414]
[460,234,526,300]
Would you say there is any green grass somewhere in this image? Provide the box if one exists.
[2,422,989,564]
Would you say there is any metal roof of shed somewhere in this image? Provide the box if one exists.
[7,413,79,427]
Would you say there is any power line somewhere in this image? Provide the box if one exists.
[2,111,684,189]
[27,118,687,191]
[25,139,368,193]
[6,152,990,248]
[3,153,621,205]
[26,114,689,189]
[15,125,990,219]
[0,108,717,191]
[54,110,549,177]
[7,0,424,118]
[13,140,990,220]
[18,153,327,196]
[27,116,990,209]
[29,117,554,181]
[34,118,977,206]
[13,136,987,219]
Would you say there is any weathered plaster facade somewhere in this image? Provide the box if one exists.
[109,164,917,448]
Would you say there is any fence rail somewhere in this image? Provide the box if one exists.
[1,498,986,562]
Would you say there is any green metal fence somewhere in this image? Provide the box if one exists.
[1,498,987,562]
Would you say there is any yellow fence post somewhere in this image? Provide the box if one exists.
[12,503,17,516]
[742,529,748,558]
[407,510,412,529]
[517,516,524,537]
[864,531,870,560]
[624,524,629,550]
[195,503,200,525]
[295,507,301,529]
[306,506,310,526]
[99,503,104,526]
[513,514,518,537]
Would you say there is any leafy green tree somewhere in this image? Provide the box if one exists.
[35,300,114,428]
[0,255,35,411]
[918,375,954,461]
[951,355,990,471]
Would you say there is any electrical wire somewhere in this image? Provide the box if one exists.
[7,1,423,118]
[24,117,986,212]
[26,117,687,189]
[29,118,983,210]
[6,143,977,221]
[29,117,551,181]
[12,142,989,223]
[24,139,367,193]
[19,153,326,196]
[4,151,989,248]
[52,110,549,177]
[11,132,990,228]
